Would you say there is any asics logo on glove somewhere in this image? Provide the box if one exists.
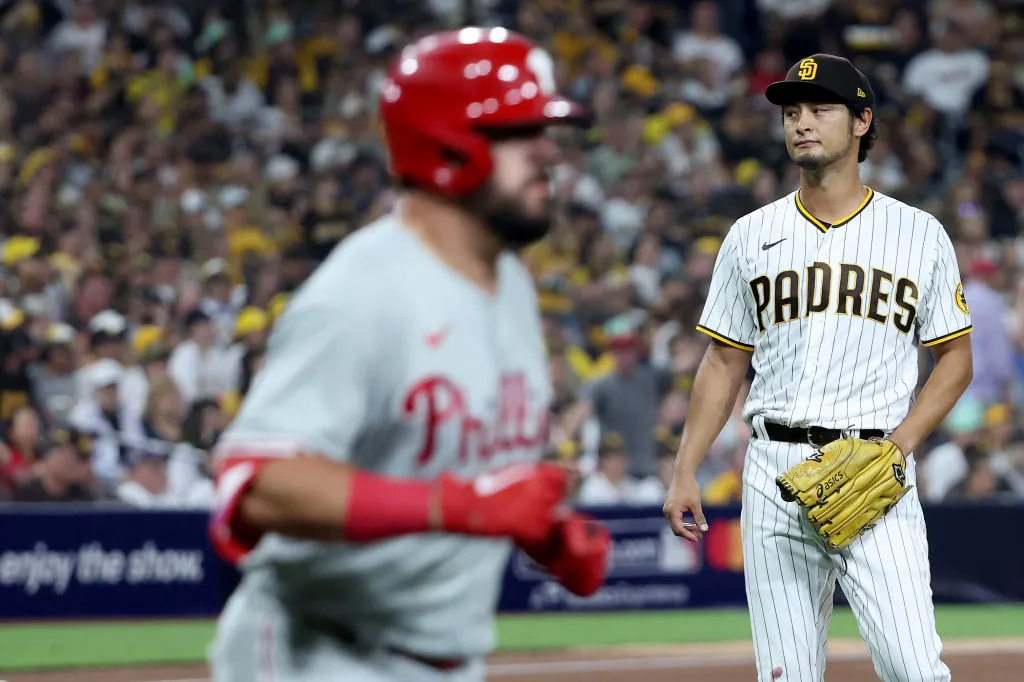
[816,471,844,499]
[775,436,911,549]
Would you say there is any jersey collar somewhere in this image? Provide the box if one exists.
[795,186,874,233]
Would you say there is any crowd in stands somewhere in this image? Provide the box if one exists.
[1,0,1023,509]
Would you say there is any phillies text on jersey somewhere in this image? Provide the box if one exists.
[212,216,551,658]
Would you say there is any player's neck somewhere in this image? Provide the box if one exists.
[797,163,867,225]
[398,192,502,294]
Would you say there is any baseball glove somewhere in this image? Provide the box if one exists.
[775,437,911,550]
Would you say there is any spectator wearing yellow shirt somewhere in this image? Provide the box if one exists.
[702,445,745,506]
[125,49,187,137]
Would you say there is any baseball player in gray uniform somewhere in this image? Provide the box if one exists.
[207,28,611,682]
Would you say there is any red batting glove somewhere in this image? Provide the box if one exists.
[521,511,611,597]
[438,462,568,548]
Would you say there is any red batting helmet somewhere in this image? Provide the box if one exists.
[378,27,587,199]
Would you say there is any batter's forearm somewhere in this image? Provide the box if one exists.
[673,342,751,475]
[224,455,568,554]
[239,458,439,542]
[888,338,973,455]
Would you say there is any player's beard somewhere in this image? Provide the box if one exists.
[792,130,857,171]
[465,181,553,248]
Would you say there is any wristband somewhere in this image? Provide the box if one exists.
[342,470,434,542]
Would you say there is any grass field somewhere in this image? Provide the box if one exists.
[2,604,1023,671]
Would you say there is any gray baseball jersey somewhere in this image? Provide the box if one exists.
[214,216,552,659]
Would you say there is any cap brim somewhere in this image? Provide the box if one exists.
[765,81,851,106]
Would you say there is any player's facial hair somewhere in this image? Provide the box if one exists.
[792,116,857,171]
[465,180,553,248]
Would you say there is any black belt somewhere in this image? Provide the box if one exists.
[757,421,885,448]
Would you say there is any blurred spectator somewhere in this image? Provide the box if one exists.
[27,323,79,425]
[0,405,42,493]
[929,0,1000,49]
[0,0,1019,507]
[120,325,172,420]
[69,358,144,490]
[0,311,36,421]
[117,449,172,507]
[702,444,745,506]
[10,426,96,503]
[577,432,662,506]
[672,2,744,89]
[984,402,1024,496]
[227,305,270,393]
[141,377,185,452]
[902,19,990,121]
[700,384,751,487]
[198,258,244,345]
[168,308,235,406]
[947,443,1016,499]
[76,310,129,403]
[962,257,1016,404]
[920,398,987,501]
[584,317,673,478]
[47,0,108,74]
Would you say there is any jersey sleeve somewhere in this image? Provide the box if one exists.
[917,221,973,347]
[210,291,391,563]
[696,226,756,351]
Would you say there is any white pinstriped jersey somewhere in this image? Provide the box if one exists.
[697,188,972,431]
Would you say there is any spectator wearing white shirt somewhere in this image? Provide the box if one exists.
[168,309,235,407]
[117,450,174,507]
[756,0,830,22]
[600,172,650,251]
[122,378,213,508]
[902,20,990,121]
[629,428,684,506]
[629,233,666,307]
[578,432,658,506]
[201,61,267,129]
[68,359,145,491]
[672,1,744,88]
[48,0,107,74]
[920,398,987,502]
[198,258,243,347]
[680,59,734,118]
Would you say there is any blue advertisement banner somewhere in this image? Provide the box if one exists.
[0,501,1020,620]
[0,505,231,619]
[498,505,747,613]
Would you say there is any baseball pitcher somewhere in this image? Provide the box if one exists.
[207,29,611,682]
[664,54,972,681]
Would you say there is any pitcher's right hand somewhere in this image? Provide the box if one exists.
[663,473,708,543]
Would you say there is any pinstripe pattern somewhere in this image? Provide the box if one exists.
[743,438,951,681]
[700,190,964,681]
[698,190,972,431]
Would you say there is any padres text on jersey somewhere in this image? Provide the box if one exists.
[697,189,972,430]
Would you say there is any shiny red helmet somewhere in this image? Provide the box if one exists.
[378,27,587,199]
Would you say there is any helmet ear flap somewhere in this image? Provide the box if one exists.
[386,121,494,198]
